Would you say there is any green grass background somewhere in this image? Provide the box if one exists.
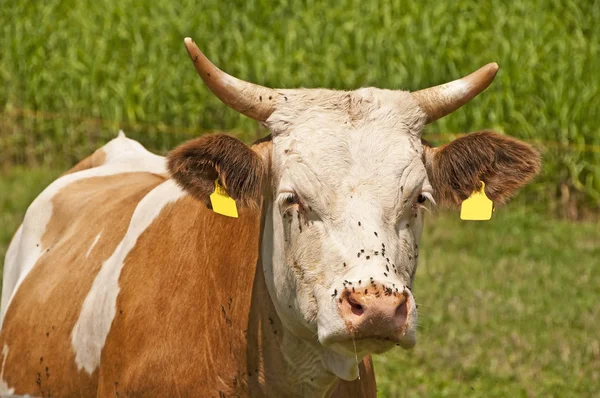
[1,0,599,396]
[1,0,599,210]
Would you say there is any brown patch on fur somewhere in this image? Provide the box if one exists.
[96,195,263,396]
[167,134,264,209]
[424,131,541,206]
[0,172,164,396]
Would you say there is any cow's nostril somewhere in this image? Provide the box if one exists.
[348,296,364,316]
[395,298,408,321]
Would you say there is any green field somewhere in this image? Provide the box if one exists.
[1,165,599,397]
[1,0,599,396]
[1,0,599,210]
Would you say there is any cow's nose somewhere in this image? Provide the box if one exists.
[339,289,410,339]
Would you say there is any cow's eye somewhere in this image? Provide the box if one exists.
[415,192,435,209]
[280,192,301,208]
[285,193,298,205]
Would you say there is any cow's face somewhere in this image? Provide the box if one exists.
[169,39,540,380]
[262,88,429,357]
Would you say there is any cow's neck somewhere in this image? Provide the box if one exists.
[245,257,338,397]
[246,203,352,397]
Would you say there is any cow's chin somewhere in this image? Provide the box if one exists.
[329,338,396,357]
[320,331,417,358]
[318,332,417,381]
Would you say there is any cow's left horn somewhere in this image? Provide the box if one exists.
[411,63,499,124]
[184,37,279,121]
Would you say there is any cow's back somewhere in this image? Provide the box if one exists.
[0,134,167,396]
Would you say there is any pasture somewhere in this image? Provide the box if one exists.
[1,0,599,396]
[1,0,599,211]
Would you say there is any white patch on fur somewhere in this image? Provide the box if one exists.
[0,134,166,325]
[0,345,14,395]
[71,180,186,374]
[102,132,165,171]
[85,231,103,259]
[0,225,23,324]
[262,205,360,384]
[321,349,359,381]
[278,330,339,392]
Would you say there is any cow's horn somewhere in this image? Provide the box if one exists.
[411,63,499,123]
[184,37,279,121]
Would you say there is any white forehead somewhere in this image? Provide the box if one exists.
[266,88,428,209]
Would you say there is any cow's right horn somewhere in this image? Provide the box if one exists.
[411,63,499,123]
[184,37,279,122]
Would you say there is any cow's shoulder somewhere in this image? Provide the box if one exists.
[96,194,263,396]
[1,133,167,319]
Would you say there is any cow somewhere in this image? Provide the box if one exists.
[0,37,540,397]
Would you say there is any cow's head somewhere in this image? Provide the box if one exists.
[168,38,540,380]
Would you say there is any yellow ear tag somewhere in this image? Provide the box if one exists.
[210,180,238,218]
[460,181,494,221]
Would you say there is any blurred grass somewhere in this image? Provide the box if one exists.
[0,167,63,269]
[0,0,599,212]
[1,165,598,396]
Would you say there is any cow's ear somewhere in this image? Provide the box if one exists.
[423,131,541,207]
[167,134,266,208]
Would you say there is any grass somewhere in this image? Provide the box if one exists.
[1,165,598,396]
[0,167,63,271]
[377,206,600,397]
[0,0,599,210]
